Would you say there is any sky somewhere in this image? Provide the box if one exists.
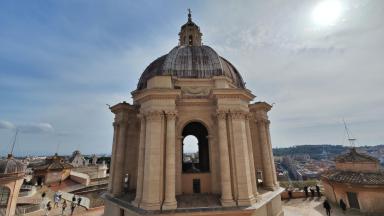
[1,0,384,156]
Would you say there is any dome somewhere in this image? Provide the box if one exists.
[0,154,26,175]
[136,11,245,90]
[137,45,245,90]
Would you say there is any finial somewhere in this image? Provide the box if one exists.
[188,8,192,22]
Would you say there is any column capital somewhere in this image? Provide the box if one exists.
[229,111,248,120]
[255,119,270,125]
[144,110,164,121]
[245,113,254,120]
[165,111,178,120]
[137,113,145,119]
[216,110,227,120]
[113,121,128,127]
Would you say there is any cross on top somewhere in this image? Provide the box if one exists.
[188,8,192,21]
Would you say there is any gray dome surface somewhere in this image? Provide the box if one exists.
[0,155,26,175]
[137,45,245,90]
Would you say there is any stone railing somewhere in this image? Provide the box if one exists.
[15,204,41,215]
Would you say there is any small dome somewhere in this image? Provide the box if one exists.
[0,154,26,175]
[137,45,245,90]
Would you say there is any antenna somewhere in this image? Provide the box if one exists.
[343,119,356,147]
[10,129,19,155]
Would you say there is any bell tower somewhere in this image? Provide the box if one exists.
[179,9,202,46]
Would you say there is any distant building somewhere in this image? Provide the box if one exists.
[70,150,88,167]
[0,154,26,216]
[91,154,98,165]
[322,148,384,214]
[292,154,310,162]
[32,153,73,186]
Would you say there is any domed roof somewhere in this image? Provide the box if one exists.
[136,11,245,90]
[33,153,73,171]
[137,45,245,90]
[0,154,26,175]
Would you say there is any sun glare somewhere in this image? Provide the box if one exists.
[312,0,342,26]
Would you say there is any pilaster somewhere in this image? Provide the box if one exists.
[217,110,236,207]
[245,114,259,199]
[132,115,146,207]
[265,120,279,187]
[162,111,178,210]
[229,111,256,206]
[140,111,164,210]
[256,119,275,190]
[111,121,127,196]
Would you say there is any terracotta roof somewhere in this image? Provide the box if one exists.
[33,154,73,171]
[323,170,384,185]
[334,148,379,163]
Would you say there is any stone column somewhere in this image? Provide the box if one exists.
[208,135,219,193]
[265,120,278,186]
[217,111,236,207]
[257,119,274,190]
[111,121,127,196]
[245,115,259,198]
[108,122,118,193]
[140,111,164,210]
[162,112,177,210]
[132,115,146,207]
[230,111,255,206]
[175,136,183,195]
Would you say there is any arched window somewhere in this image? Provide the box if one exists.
[189,35,193,45]
[182,122,209,173]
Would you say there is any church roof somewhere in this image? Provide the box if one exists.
[323,170,384,185]
[33,153,73,171]
[136,11,245,90]
[335,148,379,163]
[0,154,26,175]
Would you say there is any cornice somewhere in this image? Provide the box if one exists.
[132,88,181,103]
[210,88,255,101]
[110,102,138,114]
[249,101,272,112]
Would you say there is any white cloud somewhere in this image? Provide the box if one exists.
[0,120,15,130]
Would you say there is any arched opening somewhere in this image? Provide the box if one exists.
[182,122,209,173]
[0,186,10,208]
[188,35,193,45]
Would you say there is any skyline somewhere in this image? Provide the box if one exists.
[1,0,384,156]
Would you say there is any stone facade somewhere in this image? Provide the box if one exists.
[104,12,283,216]
[322,148,384,214]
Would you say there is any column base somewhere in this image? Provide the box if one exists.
[220,198,236,207]
[139,201,161,211]
[131,199,140,208]
[254,194,262,202]
[237,195,256,206]
[264,185,279,191]
[162,200,177,210]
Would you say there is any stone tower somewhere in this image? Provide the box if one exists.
[104,11,283,216]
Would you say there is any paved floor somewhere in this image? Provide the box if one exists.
[27,205,104,216]
[283,197,363,216]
